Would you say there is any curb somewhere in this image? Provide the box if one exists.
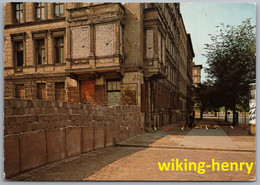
[115,143,255,153]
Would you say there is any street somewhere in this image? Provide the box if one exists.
[10,119,255,181]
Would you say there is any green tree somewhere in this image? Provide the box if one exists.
[204,19,256,125]
[193,82,215,120]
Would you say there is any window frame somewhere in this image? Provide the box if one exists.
[107,79,121,106]
[35,39,46,65]
[35,2,46,21]
[54,3,64,18]
[13,3,24,23]
[54,36,64,64]
[107,80,121,93]
[14,41,24,67]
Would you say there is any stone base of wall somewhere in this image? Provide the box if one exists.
[4,99,141,179]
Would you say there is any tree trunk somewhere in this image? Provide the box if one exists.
[244,112,246,125]
[200,110,203,120]
[232,106,237,126]
[225,106,228,122]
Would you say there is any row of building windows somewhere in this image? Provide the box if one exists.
[15,80,122,105]
[13,2,64,23]
[13,36,64,67]
[15,82,65,100]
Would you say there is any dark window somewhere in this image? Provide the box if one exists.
[107,80,121,106]
[15,84,25,99]
[55,82,65,101]
[13,3,23,23]
[35,2,45,20]
[54,3,64,18]
[35,39,45,65]
[54,37,64,63]
[37,83,46,99]
[14,41,23,66]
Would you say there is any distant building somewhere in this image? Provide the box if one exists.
[192,62,202,118]
[4,2,194,129]
[192,63,202,86]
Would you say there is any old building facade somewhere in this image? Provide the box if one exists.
[4,2,194,129]
[192,63,202,86]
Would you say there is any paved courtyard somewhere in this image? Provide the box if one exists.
[10,119,255,181]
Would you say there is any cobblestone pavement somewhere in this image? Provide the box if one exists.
[85,147,255,181]
[15,147,255,181]
[118,120,255,151]
[11,118,255,181]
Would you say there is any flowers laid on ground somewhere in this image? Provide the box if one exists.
[194,124,221,130]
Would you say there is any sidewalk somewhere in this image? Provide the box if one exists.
[117,119,255,152]
[9,118,255,181]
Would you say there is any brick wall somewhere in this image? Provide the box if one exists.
[4,99,141,178]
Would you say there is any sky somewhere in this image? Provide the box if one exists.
[180,3,256,82]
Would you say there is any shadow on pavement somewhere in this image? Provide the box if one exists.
[11,147,147,181]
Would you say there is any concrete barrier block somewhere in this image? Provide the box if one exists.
[4,135,20,178]
[20,131,47,172]
[46,128,66,163]
[82,127,94,153]
[66,127,81,157]
[105,127,114,147]
[94,127,105,149]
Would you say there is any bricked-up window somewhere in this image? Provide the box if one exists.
[35,2,45,20]
[54,37,64,63]
[15,84,25,99]
[35,39,45,65]
[14,41,23,66]
[95,24,114,56]
[146,30,153,58]
[37,83,46,99]
[80,80,95,104]
[55,82,65,101]
[13,3,23,23]
[107,80,121,106]
[54,3,64,18]
[71,26,90,59]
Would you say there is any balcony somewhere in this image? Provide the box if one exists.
[66,3,125,75]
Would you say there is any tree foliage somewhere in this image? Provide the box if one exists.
[203,18,256,124]
[193,81,218,119]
